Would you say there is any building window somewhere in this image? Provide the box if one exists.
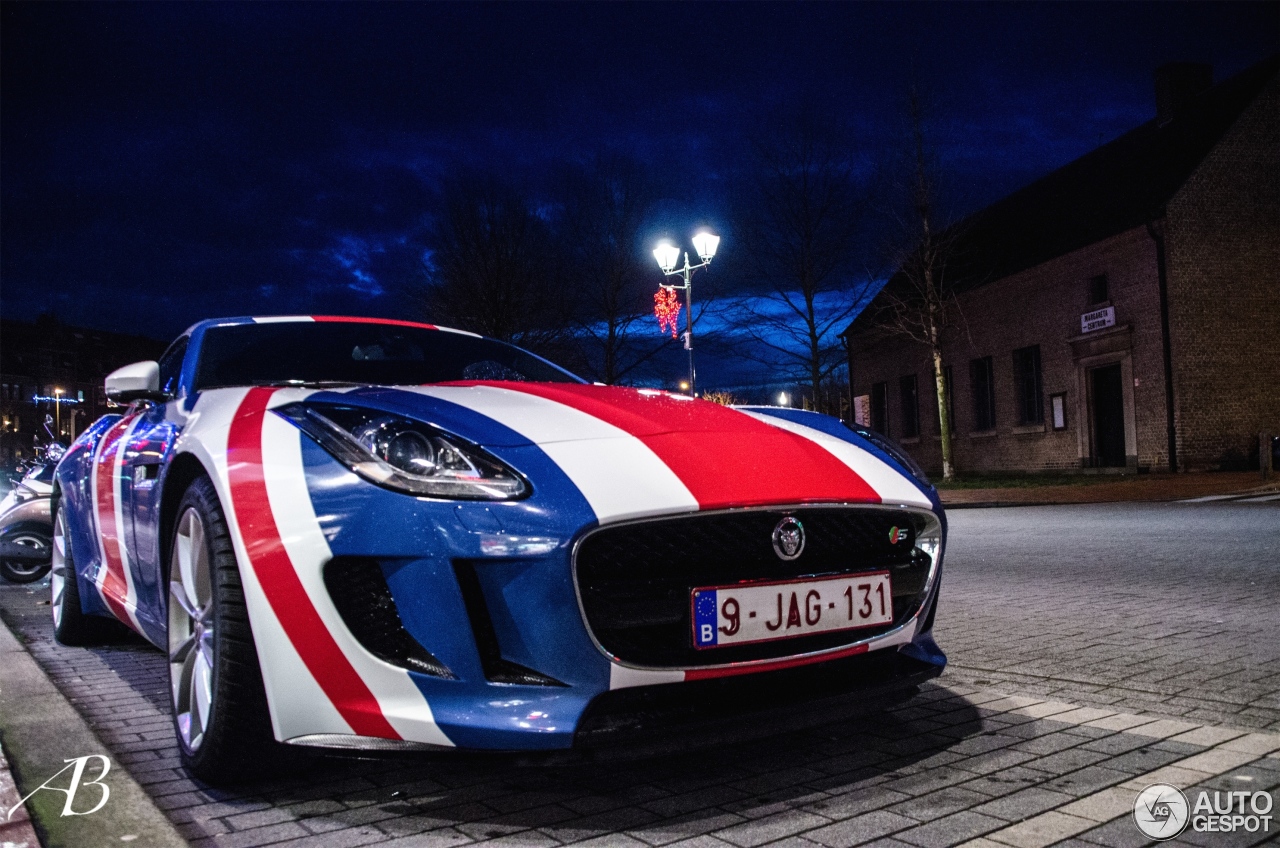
[970,356,996,431]
[1089,274,1109,305]
[1012,345,1044,425]
[871,381,888,435]
[899,374,919,438]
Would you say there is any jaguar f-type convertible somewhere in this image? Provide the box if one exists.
[51,315,946,781]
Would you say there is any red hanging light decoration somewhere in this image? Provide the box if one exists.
[654,287,682,338]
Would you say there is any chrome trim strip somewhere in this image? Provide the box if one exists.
[284,733,450,752]
[569,502,944,674]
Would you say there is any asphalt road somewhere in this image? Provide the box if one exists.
[1,499,1277,848]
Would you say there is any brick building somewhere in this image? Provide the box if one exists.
[0,315,165,466]
[844,57,1279,474]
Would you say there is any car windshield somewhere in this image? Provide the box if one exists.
[193,322,583,390]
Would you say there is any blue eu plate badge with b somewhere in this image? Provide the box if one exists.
[693,589,718,647]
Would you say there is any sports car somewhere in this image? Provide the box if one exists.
[51,315,946,782]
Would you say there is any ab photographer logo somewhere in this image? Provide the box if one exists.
[5,755,112,821]
[1133,783,1189,840]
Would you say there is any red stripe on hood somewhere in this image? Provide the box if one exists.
[226,387,400,740]
[93,415,138,625]
[455,383,880,509]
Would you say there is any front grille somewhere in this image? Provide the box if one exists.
[574,507,936,667]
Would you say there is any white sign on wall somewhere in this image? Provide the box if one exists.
[854,394,870,426]
[1081,306,1116,334]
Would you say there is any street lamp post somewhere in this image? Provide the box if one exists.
[653,231,719,395]
[53,388,63,441]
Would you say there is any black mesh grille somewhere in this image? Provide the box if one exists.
[574,508,935,667]
[324,557,453,678]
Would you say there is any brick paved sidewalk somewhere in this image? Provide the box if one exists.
[0,742,40,848]
[3,581,1278,848]
[938,471,1276,507]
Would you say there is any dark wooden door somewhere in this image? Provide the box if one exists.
[1091,363,1126,467]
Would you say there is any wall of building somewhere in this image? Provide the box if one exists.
[1165,71,1280,470]
[849,225,1172,474]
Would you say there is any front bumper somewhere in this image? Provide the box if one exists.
[291,438,946,752]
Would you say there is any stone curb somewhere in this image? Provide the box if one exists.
[0,615,186,847]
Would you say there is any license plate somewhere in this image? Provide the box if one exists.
[691,572,893,649]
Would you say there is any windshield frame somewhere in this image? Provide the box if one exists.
[190,321,585,392]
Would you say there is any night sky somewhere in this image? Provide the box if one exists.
[3,2,1277,345]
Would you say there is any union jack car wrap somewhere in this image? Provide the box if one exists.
[52,315,946,781]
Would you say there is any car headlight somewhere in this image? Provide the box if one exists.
[274,402,528,501]
[846,424,932,489]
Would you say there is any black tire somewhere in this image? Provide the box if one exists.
[52,503,127,645]
[0,526,51,583]
[167,476,298,784]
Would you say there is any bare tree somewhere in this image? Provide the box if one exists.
[869,87,965,480]
[731,113,878,413]
[421,176,565,352]
[556,155,670,384]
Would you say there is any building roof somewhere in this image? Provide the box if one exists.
[846,54,1279,338]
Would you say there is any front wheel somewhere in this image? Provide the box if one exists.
[167,476,294,783]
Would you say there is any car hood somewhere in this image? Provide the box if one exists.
[325,382,934,510]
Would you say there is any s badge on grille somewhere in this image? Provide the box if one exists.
[889,526,908,545]
[772,516,806,561]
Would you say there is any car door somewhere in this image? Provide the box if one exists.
[119,336,189,637]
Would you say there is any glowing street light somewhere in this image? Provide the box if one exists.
[53,388,64,440]
[653,230,720,395]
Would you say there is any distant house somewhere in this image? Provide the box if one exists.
[843,57,1279,474]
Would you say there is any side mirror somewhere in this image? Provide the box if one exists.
[105,361,166,403]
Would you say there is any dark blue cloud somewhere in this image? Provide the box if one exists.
[1,2,1275,338]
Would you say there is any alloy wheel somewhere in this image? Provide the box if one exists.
[168,507,215,753]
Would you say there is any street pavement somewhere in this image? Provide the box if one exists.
[939,502,1280,732]
[0,499,1277,848]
